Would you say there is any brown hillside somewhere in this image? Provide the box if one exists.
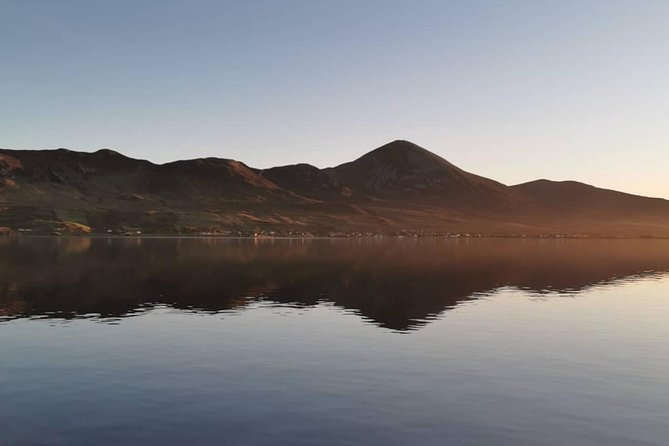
[0,141,668,236]
[329,140,524,208]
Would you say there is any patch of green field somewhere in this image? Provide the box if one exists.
[55,209,89,225]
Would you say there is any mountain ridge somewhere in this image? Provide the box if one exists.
[1,140,667,237]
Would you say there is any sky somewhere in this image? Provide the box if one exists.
[1,0,668,198]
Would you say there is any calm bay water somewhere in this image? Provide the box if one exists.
[1,237,668,445]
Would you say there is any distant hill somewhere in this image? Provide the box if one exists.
[514,179,669,215]
[1,140,668,236]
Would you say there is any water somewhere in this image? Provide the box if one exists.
[1,237,668,445]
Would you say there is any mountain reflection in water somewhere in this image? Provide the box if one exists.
[2,237,669,330]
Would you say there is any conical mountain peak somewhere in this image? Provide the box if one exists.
[374,139,430,153]
[330,141,514,204]
[351,140,455,169]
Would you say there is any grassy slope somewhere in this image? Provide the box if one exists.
[1,143,668,236]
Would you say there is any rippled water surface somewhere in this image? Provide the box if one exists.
[1,237,668,445]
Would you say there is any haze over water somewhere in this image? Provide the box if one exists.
[1,238,668,445]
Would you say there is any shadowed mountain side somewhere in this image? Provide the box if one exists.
[260,164,352,200]
[1,141,669,236]
[515,179,669,217]
[2,238,669,330]
[512,180,669,235]
[0,149,314,232]
[0,148,299,205]
[329,140,524,209]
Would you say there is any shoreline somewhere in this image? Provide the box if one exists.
[5,233,669,241]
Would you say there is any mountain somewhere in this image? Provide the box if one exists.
[260,163,352,199]
[0,141,668,237]
[512,180,669,233]
[0,148,310,233]
[329,140,522,208]
[514,179,669,216]
[0,148,292,203]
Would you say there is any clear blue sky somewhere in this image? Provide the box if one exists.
[2,0,668,197]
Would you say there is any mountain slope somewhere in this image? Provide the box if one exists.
[512,179,669,233]
[0,149,302,200]
[260,163,351,200]
[0,148,311,232]
[514,180,669,216]
[0,141,668,236]
[329,140,524,208]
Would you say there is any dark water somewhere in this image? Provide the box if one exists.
[1,237,668,445]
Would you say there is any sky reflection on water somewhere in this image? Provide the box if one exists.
[1,238,669,445]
